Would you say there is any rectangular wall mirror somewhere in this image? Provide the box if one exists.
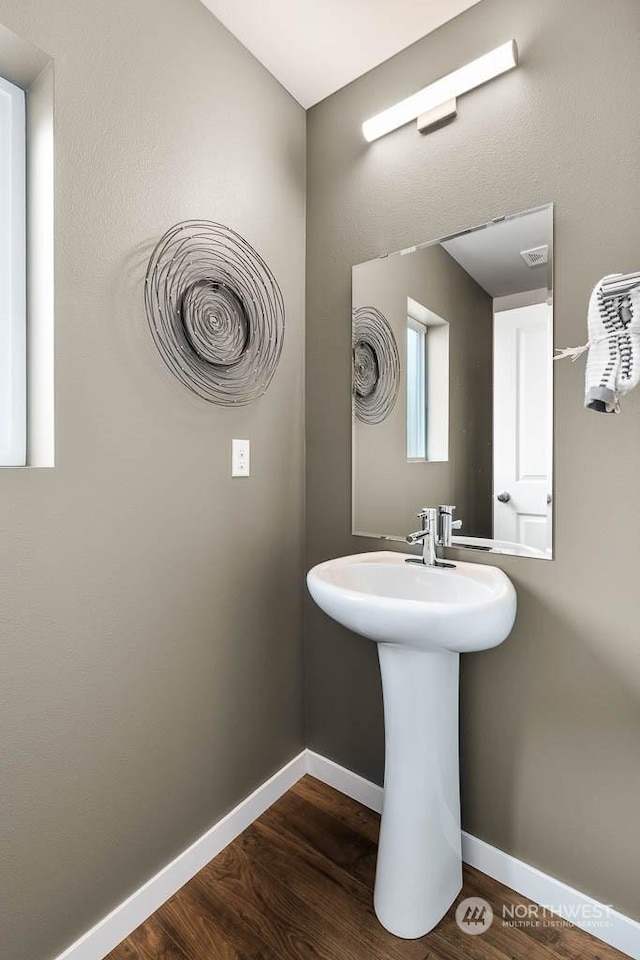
[352,203,553,560]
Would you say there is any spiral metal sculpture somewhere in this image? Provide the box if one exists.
[352,306,400,424]
[145,220,285,405]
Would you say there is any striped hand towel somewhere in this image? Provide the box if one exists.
[585,277,640,412]
[555,276,640,413]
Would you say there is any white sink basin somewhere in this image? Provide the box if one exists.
[307,551,517,940]
[307,551,516,652]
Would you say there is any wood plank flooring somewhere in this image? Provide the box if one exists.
[107,776,627,960]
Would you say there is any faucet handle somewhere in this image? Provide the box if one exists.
[416,506,438,529]
[438,505,461,529]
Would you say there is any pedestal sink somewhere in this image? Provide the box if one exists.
[306,551,516,939]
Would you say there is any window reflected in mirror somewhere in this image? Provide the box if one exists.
[406,299,449,462]
[406,316,426,460]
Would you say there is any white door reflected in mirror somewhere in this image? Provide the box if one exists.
[493,303,552,554]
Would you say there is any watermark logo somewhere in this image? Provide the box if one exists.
[455,897,613,936]
[456,897,494,935]
[502,903,613,930]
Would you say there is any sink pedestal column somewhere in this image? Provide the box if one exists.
[374,645,462,939]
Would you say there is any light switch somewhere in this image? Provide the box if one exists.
[232,439,250,477]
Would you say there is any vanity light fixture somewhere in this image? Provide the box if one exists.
[362,40,518,142]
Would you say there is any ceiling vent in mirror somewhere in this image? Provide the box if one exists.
[520,244,549,267]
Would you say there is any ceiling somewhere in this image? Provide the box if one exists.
[441,208,552,298]
[199,0,483,108]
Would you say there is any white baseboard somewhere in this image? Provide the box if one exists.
[308,751,640,960]
[54,748,640,960]
[54,751,308,960]
[306,750,384,813]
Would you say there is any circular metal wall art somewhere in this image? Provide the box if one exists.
[352,306,400,424]
[144,220,285,405]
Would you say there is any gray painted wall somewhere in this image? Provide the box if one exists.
[353,243,492,538]
[0,2,305,959]
[306,0,640,921]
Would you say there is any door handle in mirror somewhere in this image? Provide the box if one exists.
[496,491,511,503]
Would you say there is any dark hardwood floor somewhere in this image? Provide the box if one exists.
[107,776,627,960]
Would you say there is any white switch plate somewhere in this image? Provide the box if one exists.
[231,439,250,477]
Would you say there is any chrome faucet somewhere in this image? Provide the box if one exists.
[406,507,439,566]
[406,505,462,567]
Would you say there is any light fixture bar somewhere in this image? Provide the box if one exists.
[362,40,518,142]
